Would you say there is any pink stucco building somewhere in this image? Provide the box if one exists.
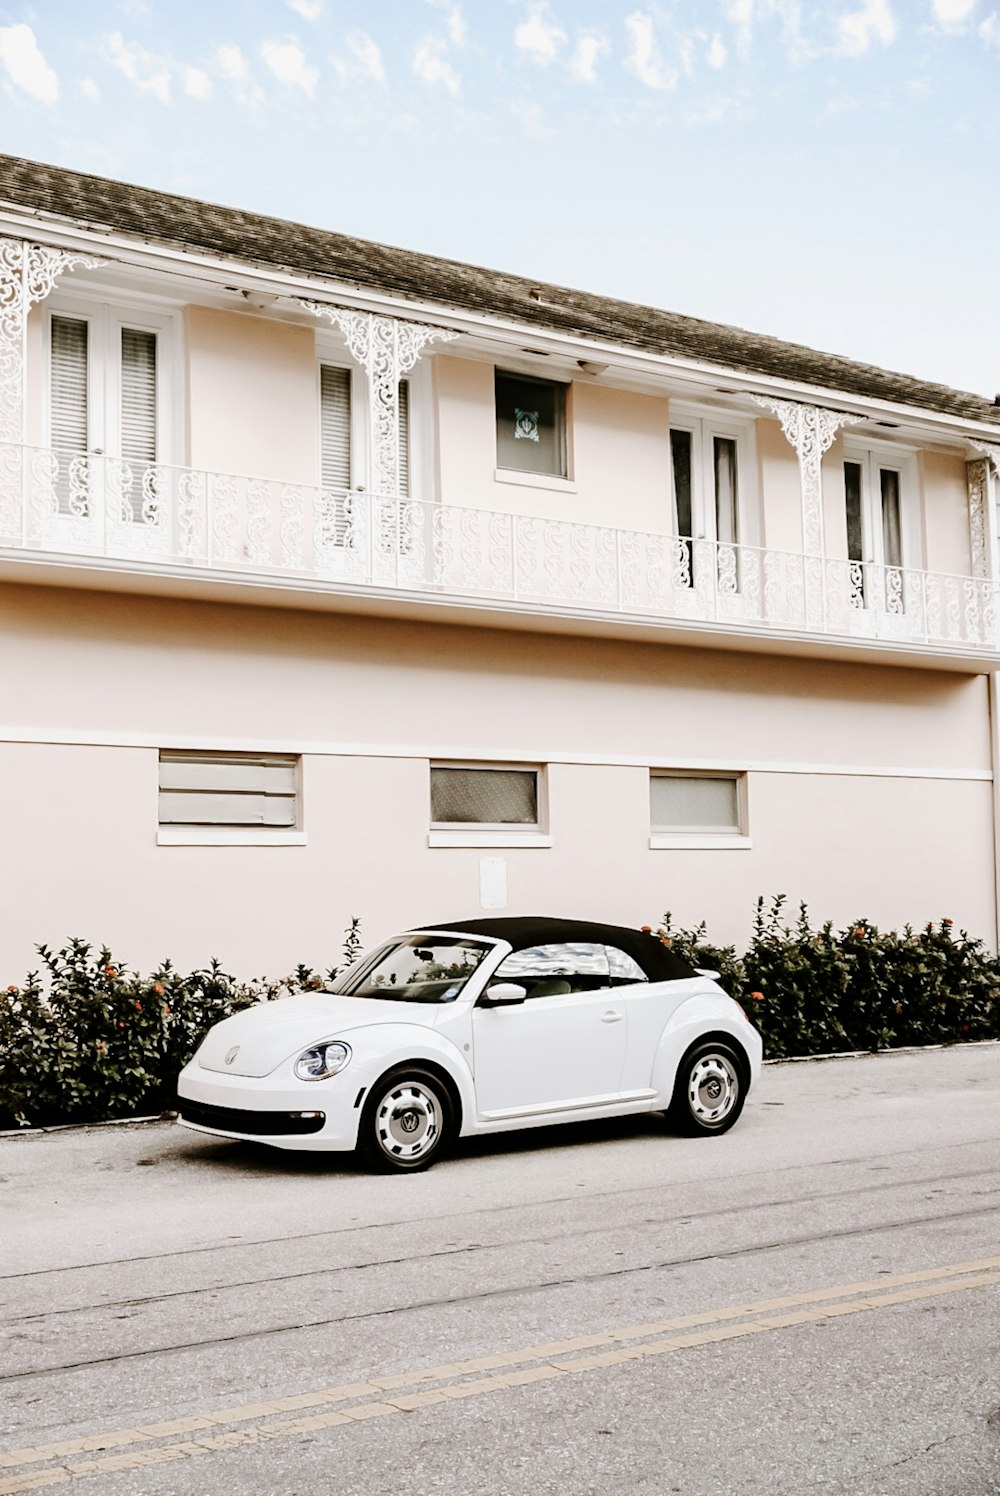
[2,154,999,976]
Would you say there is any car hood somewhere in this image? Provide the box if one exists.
[194,992,444,1077]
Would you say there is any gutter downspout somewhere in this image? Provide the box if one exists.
[990,672,1000,954]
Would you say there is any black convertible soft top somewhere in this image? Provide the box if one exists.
[417,915,697,984]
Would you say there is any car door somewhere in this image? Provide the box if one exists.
[471,942,627,1118]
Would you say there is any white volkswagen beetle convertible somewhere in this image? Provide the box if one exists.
[177,916,763,1172]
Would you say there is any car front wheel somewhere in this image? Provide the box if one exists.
[668,1041,746,1136]
[359,1068,452,1173]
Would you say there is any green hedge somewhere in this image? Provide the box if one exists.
[657,896,1000,1059]
[1,903,998,1130]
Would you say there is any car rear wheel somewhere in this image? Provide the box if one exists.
[667,1041,746,1136]
[359,1068,452,1173]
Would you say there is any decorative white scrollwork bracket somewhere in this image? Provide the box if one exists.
[300,302,457,495]
[968,443,1000,581]
[751,395,866,558]
[0,238,105,445]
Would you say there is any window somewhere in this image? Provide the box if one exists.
[158,751,304,846]
[319,365,411,497]
[668,407,756,589]
[429,764,550,847]
[842,443,915,612]
[607,947,648,987]
[649,771,749,849]
[495,370,567,478]
[489,943,609,998]
[47,300,175,520]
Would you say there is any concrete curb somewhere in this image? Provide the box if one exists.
[2,1038,999,1139]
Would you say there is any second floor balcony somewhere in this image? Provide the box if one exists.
[1,442,997,666]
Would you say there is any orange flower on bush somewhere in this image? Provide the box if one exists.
[640,924,652,933]
[6,984,18,995]
[661,936,671,947]
[853,927,866,939]
[163,1005,171,1016]
[944,918,953,927]
[134,1001,142,1012]
[104,965,117,978]
[118,1021,125,1029]
[154,982,165,996]
[750,990,764,1002]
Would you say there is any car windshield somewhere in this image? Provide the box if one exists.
[331,935,492,1003]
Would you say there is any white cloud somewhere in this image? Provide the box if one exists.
[707,31,728,66]
[0,22,58,104]
[79,76,100,104]
[183,65,211,99]
[288,0,324,17]
[216,42,264,106]
[260,36,318,95]
[570,32,609,82]
[514,5,567,65]
[980,11,1000,43]
[426,0,467,46]
[413,36,460,93]
[836,0,897,55]
[345,30,385,81]
[932,0,976,23]
[624,11,678,89]
[105,31,170,102]
[723,1,814,64]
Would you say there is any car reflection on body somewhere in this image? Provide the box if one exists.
[176,916,763,1172]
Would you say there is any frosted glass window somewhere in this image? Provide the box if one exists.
[880,468,902,569]
[431,767,538,826]
[650,774,741,833]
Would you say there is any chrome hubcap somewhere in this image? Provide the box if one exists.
[376,1081,440,1161]
[688,1054,739,1125]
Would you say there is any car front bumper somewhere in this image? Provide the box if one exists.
[176,1059,363,1151]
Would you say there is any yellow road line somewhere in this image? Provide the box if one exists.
[1,1254,998,1494]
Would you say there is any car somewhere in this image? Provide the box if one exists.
[176,915,763,1172]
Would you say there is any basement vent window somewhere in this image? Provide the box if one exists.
[649,771,749,850]
[158,751,304,846]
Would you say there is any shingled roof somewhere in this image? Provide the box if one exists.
[1,152,995,426]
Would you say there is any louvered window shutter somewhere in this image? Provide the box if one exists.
[320,365,352,491]
[50,316,89,513]
[398,379,410,498]
[51,315,89,458]
[121,328,157,466]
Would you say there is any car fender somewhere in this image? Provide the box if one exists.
[344,1021,476,1135]
[650,993,761,1106]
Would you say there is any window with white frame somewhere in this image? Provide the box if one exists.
[46,297,176,517]
[842,440,917,610]
[429,763,548,846]
[649,770,748,847]
[319,362,412,547]
[495,370,568,478]
[668,407,757,588]
[158,751,300,832]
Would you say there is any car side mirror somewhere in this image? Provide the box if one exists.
[481,982,527,1006]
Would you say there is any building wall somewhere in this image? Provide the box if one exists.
[1,583,993,979]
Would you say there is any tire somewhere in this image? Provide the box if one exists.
[667,1041,746,1136]
[359,1068,452,1173]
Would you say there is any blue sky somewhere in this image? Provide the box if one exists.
[1,0,998,399]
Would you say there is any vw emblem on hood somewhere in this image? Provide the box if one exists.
[224,1045,240,1066]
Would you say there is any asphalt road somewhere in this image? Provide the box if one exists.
[1,1043,999,1496]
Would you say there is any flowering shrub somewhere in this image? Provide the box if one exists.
[658,896,1000,1059]
[0,925,362,1130]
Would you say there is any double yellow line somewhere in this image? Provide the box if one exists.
[3,1253,999,1493]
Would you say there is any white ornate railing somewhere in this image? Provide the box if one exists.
[1,444,997,654]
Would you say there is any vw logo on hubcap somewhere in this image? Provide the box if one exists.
[400,1109,420,1134]
[224,1045,240,1066]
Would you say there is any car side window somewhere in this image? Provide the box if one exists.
[606,946,649,987]
[491,942,610,999]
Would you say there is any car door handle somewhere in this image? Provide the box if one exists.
[601,1011,624,1024]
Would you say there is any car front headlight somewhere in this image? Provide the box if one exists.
[294,1040,352,1081]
